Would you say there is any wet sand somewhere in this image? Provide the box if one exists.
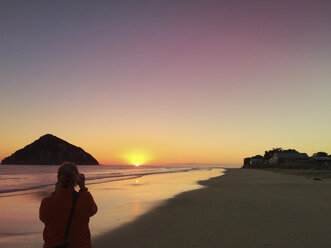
[93,168,331,248]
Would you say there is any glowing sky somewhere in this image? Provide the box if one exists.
[1,0,330,165]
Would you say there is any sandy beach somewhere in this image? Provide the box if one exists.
[93,168,331,248]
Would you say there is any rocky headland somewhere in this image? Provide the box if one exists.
[1,134,99,165]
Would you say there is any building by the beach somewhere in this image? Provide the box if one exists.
[268,152,309,164]
[310,156,331,165]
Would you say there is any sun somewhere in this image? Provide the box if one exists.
[123,150,151,166]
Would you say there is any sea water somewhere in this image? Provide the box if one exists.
[0,165,224,248]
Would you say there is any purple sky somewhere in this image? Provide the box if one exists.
[1,0,331,164]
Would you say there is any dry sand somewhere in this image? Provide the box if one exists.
[93,168,331,248]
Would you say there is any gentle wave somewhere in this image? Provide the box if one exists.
[0,167,195,197]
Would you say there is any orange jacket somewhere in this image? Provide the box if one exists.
[40,188,97,248]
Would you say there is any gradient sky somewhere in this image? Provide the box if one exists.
[1,0,331,165]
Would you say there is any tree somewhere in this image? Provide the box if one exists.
[313,152,328,157]
[264,148,283,160]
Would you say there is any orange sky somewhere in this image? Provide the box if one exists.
[1,1,331,165]
[1,126,330,166]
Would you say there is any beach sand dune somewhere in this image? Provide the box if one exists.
[93,169,331,248]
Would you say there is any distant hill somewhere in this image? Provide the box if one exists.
[1,134,99,165]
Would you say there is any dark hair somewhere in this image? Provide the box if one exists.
[57,162,79,188]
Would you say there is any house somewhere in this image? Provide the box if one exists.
[250,158,264,165]
[310,156,331,165]
[269,152,309,164]
[243,157,251,167]
[243,157,265,168]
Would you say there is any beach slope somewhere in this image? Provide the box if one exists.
[93,168,331,248]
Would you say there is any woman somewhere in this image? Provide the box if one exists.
[40,162,98,248]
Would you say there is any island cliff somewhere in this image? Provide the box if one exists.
[1,134,99,165]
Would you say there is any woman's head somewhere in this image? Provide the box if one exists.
[57,162,79,188]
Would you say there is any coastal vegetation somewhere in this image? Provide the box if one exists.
[243,148,331,169]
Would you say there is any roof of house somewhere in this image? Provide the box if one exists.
[274,152,309,159]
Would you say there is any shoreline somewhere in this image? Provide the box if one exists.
[0,167,224,248]
[93,168,331,248]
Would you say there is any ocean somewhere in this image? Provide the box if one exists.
[0,164,224,248]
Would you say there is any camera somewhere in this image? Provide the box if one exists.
[79,173,85,181]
